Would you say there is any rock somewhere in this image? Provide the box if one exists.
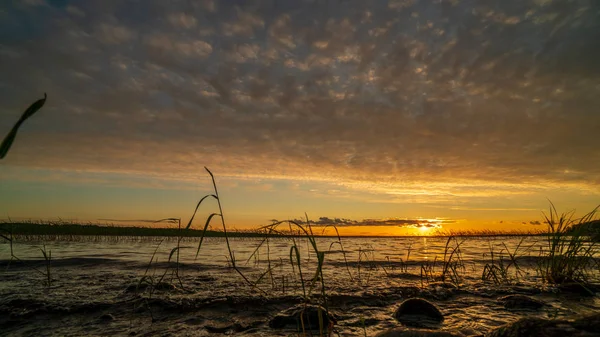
[497,295,545,310]
[125,281,177,292]
[153,281,177,291]
[425,282,457,301]
[486,317,574,337]
[511,285,541,295]
[269,304,334,332]
[182,316,204,325]
[99,313,115,321]
[345,317,380,327]
[394,298,444,328]
[557,283,597,296]
[204,322,245,333]
[571,313,600,333]
[428,282,458,290]
[375,328,460,337]
[124,283,149,293]
[487,313,600,337]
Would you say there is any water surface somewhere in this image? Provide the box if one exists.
[1,236,599,336]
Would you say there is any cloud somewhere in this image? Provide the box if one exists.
[95,23,136,44]
[65,6,85,18]
[167,13,197,29]
[1,0,600,202]
[276,216,454,228]
[21,0,45,6]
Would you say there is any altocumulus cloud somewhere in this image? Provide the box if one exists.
[1,0,600,199]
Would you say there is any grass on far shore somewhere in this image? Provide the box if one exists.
[0,220,277,240]
[0,220,556,241]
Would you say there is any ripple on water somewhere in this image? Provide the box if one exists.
[1,237,599,336]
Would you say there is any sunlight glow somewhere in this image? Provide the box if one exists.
[418,225,432,234]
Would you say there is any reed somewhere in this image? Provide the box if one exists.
[130,168,336,334]
[417,237,465,287]
[1,222,54,287]
[482,238,527,285]
[536,202,599,285]
[38,244,52,287]
[420,257,437,287]
[135,240,165,322]
[439,236,465,285]
[247,215,338,335]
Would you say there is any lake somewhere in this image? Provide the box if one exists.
[1,236,599,336]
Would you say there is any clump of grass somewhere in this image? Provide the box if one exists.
[0,223,16,267]
[130,165,338,334]
[188,167,255,288]
[482,238,527,285]
[1,223,54,288]
[244,214,340,335]
[385,244,411,275]
[419,237,465,287]
[356,246,375,285]
[134,240,165,322]
[130,218,187,300]
[440,236,465,286]
[38,244,52,287]
[420,257,437,287]
[537,202,599,285]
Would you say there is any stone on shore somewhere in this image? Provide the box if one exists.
[487,313,600,337]
[376,328,460,337]
[497,294,545,310]
[269,304,334,331]
[394,298,444,328]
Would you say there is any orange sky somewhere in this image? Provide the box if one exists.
[1,0,599,235]
[1,166,598,236]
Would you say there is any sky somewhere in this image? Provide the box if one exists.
[1,0,599,236]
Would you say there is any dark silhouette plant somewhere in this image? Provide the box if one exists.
[1,93,47,159]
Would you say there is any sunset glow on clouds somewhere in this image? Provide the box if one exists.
[1,0,599,234]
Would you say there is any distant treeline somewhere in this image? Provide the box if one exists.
[2,220,599,240]
[568,220,600,241]
[0,222,280,238]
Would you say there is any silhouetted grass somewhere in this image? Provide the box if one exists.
[242,214,340,334]
[537,202,599,285]
[440,236,465,285]
[418,237,465,287]
[0,224,54,287]
[482,238,528,285]
[0,93,47,159]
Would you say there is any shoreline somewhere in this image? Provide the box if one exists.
[0,221,551,239]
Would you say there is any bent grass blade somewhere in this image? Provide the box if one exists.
[1,93,47,159]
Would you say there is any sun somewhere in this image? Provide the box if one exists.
[418,225,431,234]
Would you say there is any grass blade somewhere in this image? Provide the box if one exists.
[1,93,47,159]
[185,194,217,230]
[194,212,221,260]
